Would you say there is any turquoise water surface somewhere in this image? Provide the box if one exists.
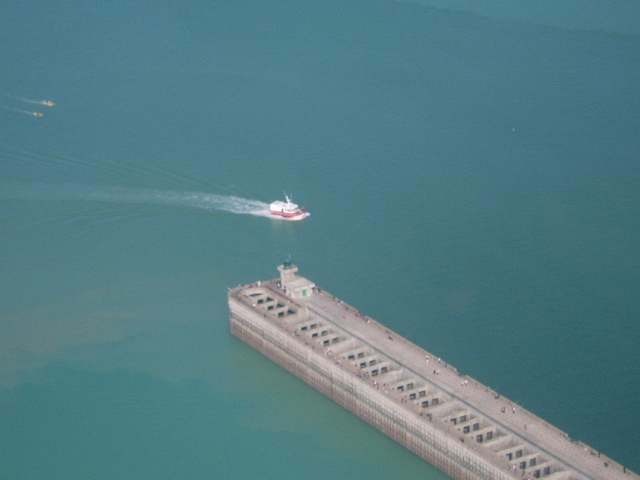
[1,1,639,478]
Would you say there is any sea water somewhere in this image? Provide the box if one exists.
[1,1,639,478]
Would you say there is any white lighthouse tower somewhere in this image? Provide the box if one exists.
[277,260,315,299]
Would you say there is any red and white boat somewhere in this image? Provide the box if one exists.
[269,195,307,218]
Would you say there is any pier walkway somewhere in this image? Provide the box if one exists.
[229,263,636,480]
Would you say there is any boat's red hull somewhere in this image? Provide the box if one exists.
[270,207,307,218]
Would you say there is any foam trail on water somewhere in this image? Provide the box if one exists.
[0,184,288,218]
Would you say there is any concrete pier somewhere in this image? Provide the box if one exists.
[228,263,636,480]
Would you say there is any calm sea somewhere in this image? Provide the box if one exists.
[1,1,639,478]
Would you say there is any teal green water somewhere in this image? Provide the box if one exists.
[1,1,639,477]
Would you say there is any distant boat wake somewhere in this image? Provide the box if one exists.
[0,184,285,219]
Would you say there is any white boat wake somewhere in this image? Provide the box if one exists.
[0,184,308,220]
